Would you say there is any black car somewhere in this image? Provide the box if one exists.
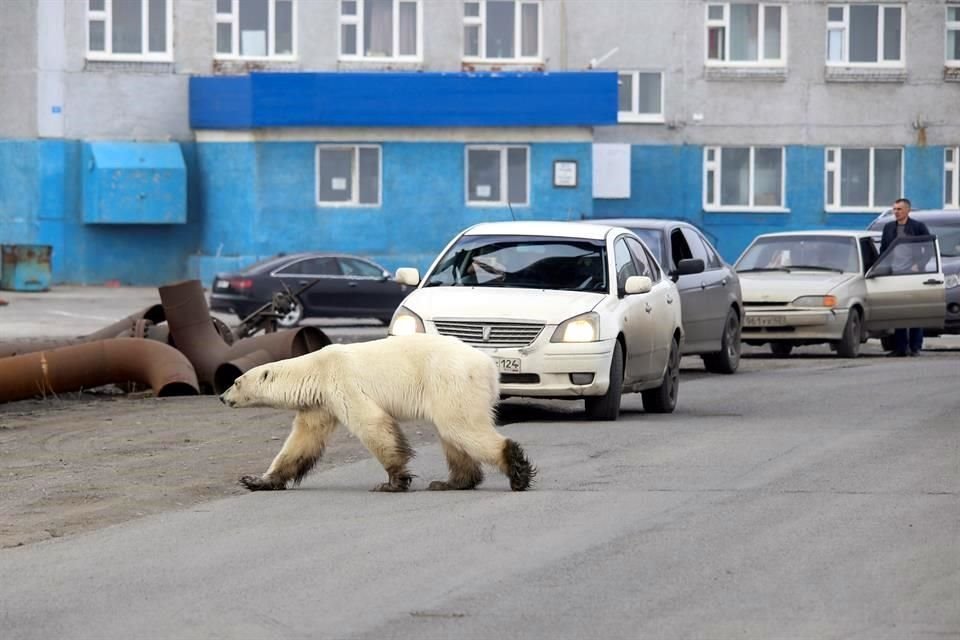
[585,218,743,373]
[209,253,411,327]
[867,208,960,335]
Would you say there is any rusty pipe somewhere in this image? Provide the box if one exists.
[212,328,331,394]
[159,280,329,393]
[0,304,166,358]
[0,338,199,403]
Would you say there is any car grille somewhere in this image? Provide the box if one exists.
[434,321,544,348]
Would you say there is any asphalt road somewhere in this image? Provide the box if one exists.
[1,349,957,639]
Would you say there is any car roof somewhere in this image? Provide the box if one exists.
[752,230,875,240]
[584,217,686,231]
[242,252,381,274]
[462,220,617,240]
[869,209,960,225]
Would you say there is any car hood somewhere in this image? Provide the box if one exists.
[738,271,858,303]
[401,286,605,323]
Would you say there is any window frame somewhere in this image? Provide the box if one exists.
[464,145,530,207]
[824,146,904,212]
[338,0,423,62]
[617,70,665,124]
[86,0,174,62]
[705,2,786,67]
[703,146,787,212]
[946,147,960,210]
[948,5,960,67]
[462,0,543,63]
[214,0,297,61]
[826,3,905,67]
[314,144,382,208]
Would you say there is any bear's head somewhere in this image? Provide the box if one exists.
[219,362,321,410]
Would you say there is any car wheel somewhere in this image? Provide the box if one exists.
[584,341,624,421]
[276,297,304,328]
[642,337,680,414]
[770,342,793,357]
[835,308,862,358]
[702,307,741,374]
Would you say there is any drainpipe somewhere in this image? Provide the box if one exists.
[0,338,199,403]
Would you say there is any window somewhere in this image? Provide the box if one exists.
[825,147,902,211]
[463,0,541,61]
[466,146,529,206]
[215,0,295,59]
[316,145,381,206]
[86,0,172,60]
[704,146,784,210]
[948,6,960,66]
[617,71,664,123]
[613,238,640,290]
[826,4,904,65]
[625,237,658,280]
[706,3,785,64]
[340,0,421,60]
[277,257,339,276]
[339,257,386,278]
[947,147,959,209]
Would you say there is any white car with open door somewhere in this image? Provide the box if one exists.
[736,230,945,357]
[388,221,698,420]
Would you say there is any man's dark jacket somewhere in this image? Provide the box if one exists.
[880,217,931,254]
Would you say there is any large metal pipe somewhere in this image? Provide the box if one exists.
[159,279,329,393]
[0,304,166,358]
[212,328,331,394]
[0,338,199,403]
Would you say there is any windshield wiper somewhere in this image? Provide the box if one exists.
[737,267,790,273]
[783,265,844,273]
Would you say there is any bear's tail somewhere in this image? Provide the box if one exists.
[503,439,537,491]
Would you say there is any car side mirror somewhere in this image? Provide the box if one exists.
[670,258,705,281]
[624,275,653,295]
[395,267,420,287]
[380,271,391,282]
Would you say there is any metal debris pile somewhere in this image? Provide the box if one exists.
[0,279,329,403]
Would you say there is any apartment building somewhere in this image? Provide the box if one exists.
[0,0,957,285]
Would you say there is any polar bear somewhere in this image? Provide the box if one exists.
[220,333,536,492]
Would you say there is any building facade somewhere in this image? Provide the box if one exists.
[1,0,958,285]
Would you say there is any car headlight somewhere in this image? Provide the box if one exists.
[945,274,960,289]
[550,312,600,343]
[791,295,838,308]
[388,306,425,335]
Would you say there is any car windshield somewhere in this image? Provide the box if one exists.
[422,235,609,292]
[928,223,960,257]
[625,228,665,264]
[736,236,859,273]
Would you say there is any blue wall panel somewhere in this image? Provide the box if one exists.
[189,140,594,284]
[190,72,618,129]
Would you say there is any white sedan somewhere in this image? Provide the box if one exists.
[388,221,702,420]
[736,230,946,357]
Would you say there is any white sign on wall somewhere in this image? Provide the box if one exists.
[592,144,631,199]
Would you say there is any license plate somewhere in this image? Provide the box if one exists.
[493,357,521,374]
[745,315,787,327]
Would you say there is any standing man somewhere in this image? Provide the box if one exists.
[880,198,931,357]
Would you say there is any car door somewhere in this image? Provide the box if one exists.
[336,257,399,317]
[275,257,348,317]
[612,237,654,383]
[666,228,711,351]
[627,236,674,380]
[681,227,731,352]
[863,236,946,331]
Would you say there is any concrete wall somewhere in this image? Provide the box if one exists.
[0,0,38,138]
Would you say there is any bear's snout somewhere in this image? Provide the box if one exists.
[219,391,234,407]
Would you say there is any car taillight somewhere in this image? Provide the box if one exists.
[228,278,253,291]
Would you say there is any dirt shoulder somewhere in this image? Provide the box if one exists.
[0,393,440,549]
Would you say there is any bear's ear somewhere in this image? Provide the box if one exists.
[260,370,271,383]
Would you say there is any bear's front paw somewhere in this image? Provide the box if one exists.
[240,475,286,491]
